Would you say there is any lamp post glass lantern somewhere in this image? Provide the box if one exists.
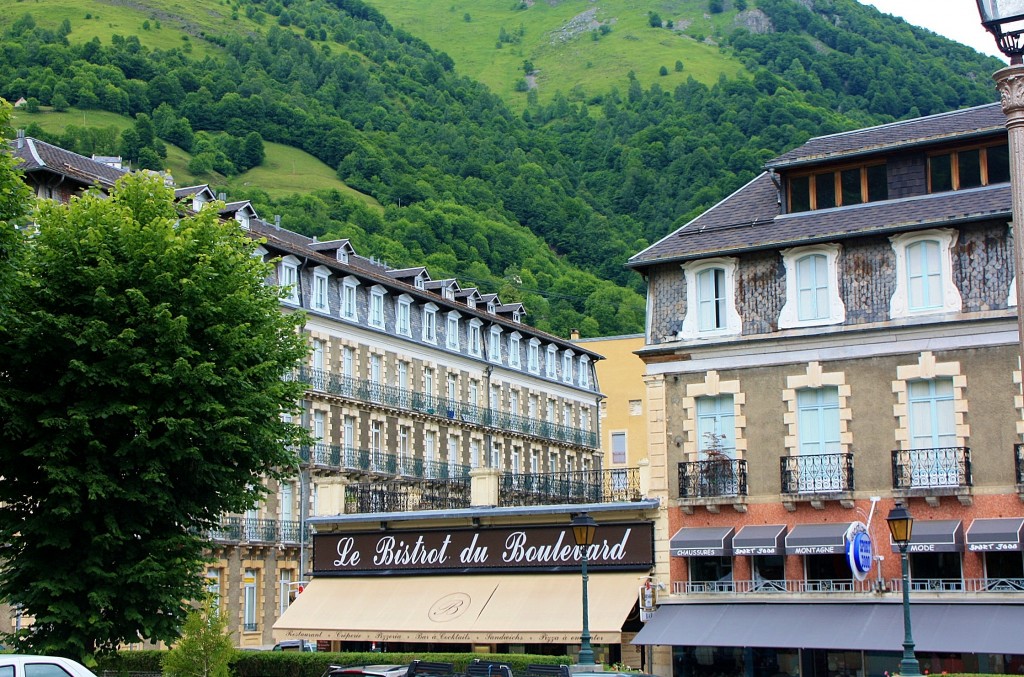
[977,0,1024,62]
[886,503,921,677]
[570,512,598,666]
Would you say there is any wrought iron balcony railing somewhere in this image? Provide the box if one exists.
[677,458,748,499]
[672,579,876,595]
[291,366,598,448]
[297,443,471,480]
[780,453,854,494]
[1016,443,1024,484]
[345,478,472,513]
[207,517,308,544]
[891,447,972,490]
[497,468,642,506]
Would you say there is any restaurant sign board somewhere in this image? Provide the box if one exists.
[312,522,654,575]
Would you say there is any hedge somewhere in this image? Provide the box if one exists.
[96,651,573,677]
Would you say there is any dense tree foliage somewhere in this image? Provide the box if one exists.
[0,173,309,661]
[0,0,1003,336]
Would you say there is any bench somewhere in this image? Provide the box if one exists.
[466,661,513,677]
[407,662,457,677]
[521,665,570,677]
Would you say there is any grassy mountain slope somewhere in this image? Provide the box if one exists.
[371,0,745,106]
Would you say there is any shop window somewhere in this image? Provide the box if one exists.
[909,552,963,591]
[803,554,851,587]
[688,556,733,591]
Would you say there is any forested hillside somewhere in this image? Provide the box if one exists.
[0,0,1004,336]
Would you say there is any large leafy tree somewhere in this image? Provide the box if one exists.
[0,99,30,309]
[0,172,309,661]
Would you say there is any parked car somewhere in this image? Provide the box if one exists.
[0,655,100,677]
[321,665,409,677]
[272,640,317,652]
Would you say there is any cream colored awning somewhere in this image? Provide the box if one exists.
[273,572,642,644]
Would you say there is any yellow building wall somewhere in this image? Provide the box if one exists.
[574,334,648,468]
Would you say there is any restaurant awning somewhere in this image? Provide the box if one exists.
[669,527,735,557]
[785,522,852,555]
[889,519,963,553]
[273,572,641,644]
[733,525,787,556]
[632,602,1024,653]
[966,517,1024,552]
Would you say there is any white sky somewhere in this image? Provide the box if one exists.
[859,0,1007,61]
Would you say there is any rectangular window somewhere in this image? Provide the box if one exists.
[510,390,519,415]
[790,176,810,213]
[446,314,460,350]
[279,569,293,616]
[397,299,411,335]
[343,416,355,450]
[797,387,841,456]
[528,341,540,372]
[489,328,502,363]
[370,290,385,328]
[509,335,521,368]
[546,346,557,378]
[470,440,480,468]
[490,385,500,410]
[908,378,956,449]
[243,569,258,631]
[313,409,325,442]
[370,354,382,384]
[342,346,354,377]
[447,373,458,401]
[425,430,436,464]
[796,254,829,321]
[312,273,328,312]
[342,280,357,320]
[448,437,459,464]
[814,172,836,209]
[280,262,298,304]
[469,323,482,355]
[696,395,736,458]
[611,432,627,464]
[281,481,294,522]
[312,339,325,371]
[424,367,434,396]
[907,240,943,310]
[423,307,437,343]
[547,399,555,422]
[370,421,382,453]
[697,268,726,331]
[789,164,888,212]
[562,352,573,383]
[929,143,1009,192]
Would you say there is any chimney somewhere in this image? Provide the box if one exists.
[16,129,25,149]
[274,215,281,229]
[218,192,227,201]
[570,328,580,340]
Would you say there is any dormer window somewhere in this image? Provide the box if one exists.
[311,266,330,313]
[928,142,1009,193]
[369,285,386,329]
[279,256,299,305]
[338,248,349,263]
[444,285,455,301]
[509,332,521,368]
[341,276,359,321]
[415,276,425,290]
[578,355,591,388]
[512,310,522,322]
[890,229,962,318]
[680,258,742,339]
[467,296,477,310]
[423,304,438,344]
[469,319,483,357]
[487,301,497,313]
[397,295,412,336]
[446,311,461,350]
[527,339,540,374]
[788,163,887,213]
[489,326,502,363]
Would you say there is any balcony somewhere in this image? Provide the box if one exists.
[497,468,642,507]
[780,453,855,510]
[291,366,598,448]
[298,443,471,481]
[891,447,972,506]
[345,478,472,513]
[677,458,748,514]
[672,579,876,595]
[207,517,306,545]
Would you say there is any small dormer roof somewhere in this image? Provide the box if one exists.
[309,239,357,259]
[387,266,429,282]
[220,200,258,220]
[175,184,215,201]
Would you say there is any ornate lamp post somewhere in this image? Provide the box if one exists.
[977,1,1024,366]
[570,512,598,666]
[886,502,921,677]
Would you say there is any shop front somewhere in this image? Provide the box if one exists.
[275,502,657,661]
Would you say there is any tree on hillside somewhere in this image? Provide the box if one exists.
[0,173,310,662]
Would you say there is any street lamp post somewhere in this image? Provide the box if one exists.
[570,512,598,666]
[977,1,1024,368]
[886,502,921,677]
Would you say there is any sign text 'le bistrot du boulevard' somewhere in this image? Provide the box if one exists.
[312,523,654,575]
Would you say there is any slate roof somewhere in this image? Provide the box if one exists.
[766,102,1005,169]
[629,103,1012,269]
[9,136,126,188]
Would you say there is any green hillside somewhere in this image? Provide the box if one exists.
[0,0,1006,337]
[370,0,746,106]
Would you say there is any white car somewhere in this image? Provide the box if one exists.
[0,655,100,677]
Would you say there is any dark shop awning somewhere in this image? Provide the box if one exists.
[784,522,852,555]
[733,525,788,556]
[632,602,1024,654]
[966,517,1024,552]
[889,519,963,553]
[669,526,735,557]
